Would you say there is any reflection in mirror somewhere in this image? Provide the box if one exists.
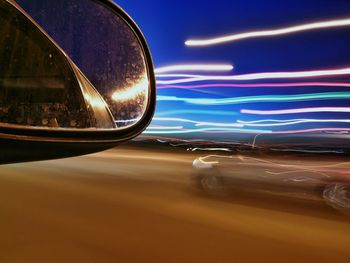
[0,0,115,129]
[17,0,150,128]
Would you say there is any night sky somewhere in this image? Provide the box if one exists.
[116,0,350,69]
[115,0,350,143]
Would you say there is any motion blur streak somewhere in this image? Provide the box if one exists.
[241,107,350,115]
[154,64,234,73]
[157,82,350,90]
[272,128,350,135]
[4,146,350,263]
[156,67,350,85]
[153,117,244,127]
[238,119,350,127]
[148,126,184,130]
[156,74,209,78]
[157,92,350,105]
[144,128,271,135]
[185,17,350,46]
[194,122,244,128]
[205,128,350,135]
[197,154,350,169]
[190,147,233,152]
[155,110,238,117]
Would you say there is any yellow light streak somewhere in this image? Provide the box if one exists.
[112,75,148,102]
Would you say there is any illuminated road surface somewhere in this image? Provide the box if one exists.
[1,144,350,263]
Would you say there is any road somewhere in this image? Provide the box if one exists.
[1,143,350,263]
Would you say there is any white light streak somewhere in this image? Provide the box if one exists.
[241,107,350,115]
[153,117,350,130]
[144,127,270,135]
[156,82,350,90]
[156,67,350,85]
[155,64,234,74]
[156,74,207,78]
[155,110,237,117]
[185,17,350,47]
[153,117,244,127]
[148,126,184,130]
[157,92,350,105]
[190,148,233,152]
[238,119,350,127]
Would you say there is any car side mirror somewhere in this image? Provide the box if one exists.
[0,0,156,164]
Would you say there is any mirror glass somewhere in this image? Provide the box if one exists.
[0,0,115,129]
[17,0,151,129]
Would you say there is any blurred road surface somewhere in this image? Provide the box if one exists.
[1,144,350,263]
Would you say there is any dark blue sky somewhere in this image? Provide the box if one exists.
[114,0,350,142]
[116,0,350,72]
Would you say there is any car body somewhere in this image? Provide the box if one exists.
[192,154,350,213]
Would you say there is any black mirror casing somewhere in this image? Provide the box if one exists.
[0,0,156,164]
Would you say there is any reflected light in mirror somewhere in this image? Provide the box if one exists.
[111,75,148,103]
[15,0,152,130]
[84,94,108,110]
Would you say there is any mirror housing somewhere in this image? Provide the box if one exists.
[0,0,156,164]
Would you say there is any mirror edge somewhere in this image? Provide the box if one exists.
[0,0,156,144]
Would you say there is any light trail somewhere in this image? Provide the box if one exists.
[147,126,184,130]
[189,147,233,152]
[185,17,350,47]
[203,127,350,135]
[156,67,350,85]
[157,92,350,105]
[152,117,244,127]
[144,127,271,135]
[198,155,350,170]
[146,126,350,135]
[193,121,243,127]
[157,82,350,90]
[273,128,350,135]
[241,107,350,115]
[152,116,350,130]
[153,117,201,124]
[238,119,350,127]
[136,135,212,144]
[155,110,238,117]
[270,148,345,154]
[155,64,234,74]
[156,74,207,78]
